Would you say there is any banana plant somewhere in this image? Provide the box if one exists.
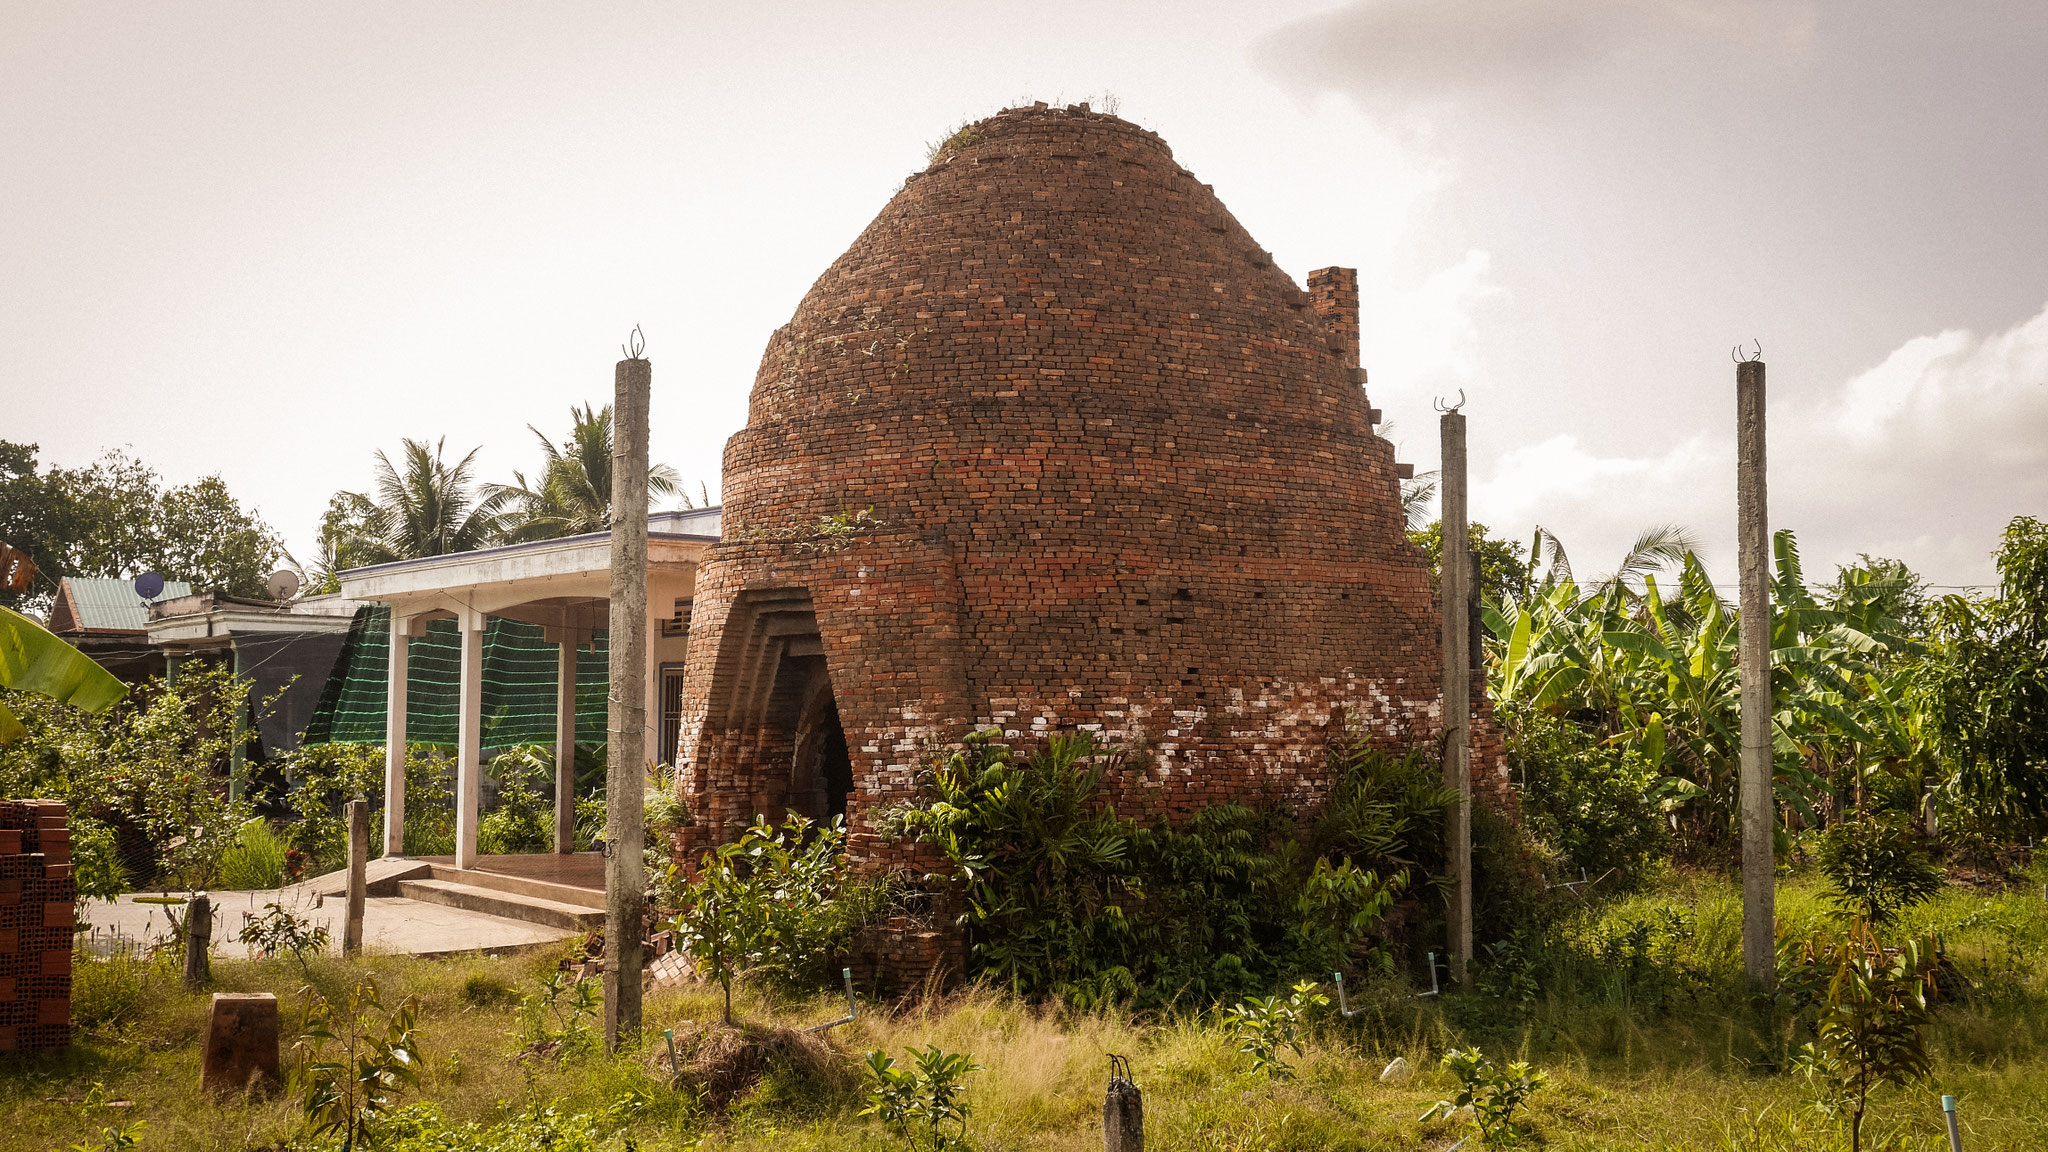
[0,604,128,742]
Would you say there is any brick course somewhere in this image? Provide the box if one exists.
[0,800,73,1051]
[675,103,1505,866]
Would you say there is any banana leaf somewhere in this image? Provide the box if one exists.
[0,604,128,742]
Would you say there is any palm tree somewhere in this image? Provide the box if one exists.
[493,404,682,541]
[354,438,508,562]
[1584,523,1703,605]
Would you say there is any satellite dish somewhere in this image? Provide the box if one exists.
[267,569,302,601]
[133,572,165,600]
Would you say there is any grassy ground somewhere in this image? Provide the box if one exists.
[10,869,2048,1151]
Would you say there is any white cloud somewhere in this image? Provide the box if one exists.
[1462,302,2048,588]
[1255,0,1816,105]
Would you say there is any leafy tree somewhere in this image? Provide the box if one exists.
[2,662,262,890]
[308,491,379,593]
[1816,815,1944,927]
[1783,926,1939,1152]
[291,979,425,1152]
[0,441,282,608]
[1408,520,1530,607]
[664,814,854,1024]
[1918,515,2048,821]
[351,438,508,563]
[492,404,683,542]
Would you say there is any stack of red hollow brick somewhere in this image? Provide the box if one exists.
[0,800,73,1052]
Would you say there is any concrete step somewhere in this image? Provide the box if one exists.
[298,858,434,900]
[395,879,605,932]
[424,865,605,910]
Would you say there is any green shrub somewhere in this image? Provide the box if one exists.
[1424,1047,1548,1146]
[381,1104,603,1152]
[478,745,552,855]
[217,818,288,890]
[1223,979,1329,1080]
[1783,924,1939,1152]
[459,971,518,1008]
[1499,700,1670,881]
[1818,815,1945,927]
[896,728,1433,1009]
[290,978,425,1149]
[861,1045,983,1152]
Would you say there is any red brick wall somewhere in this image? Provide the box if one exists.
[675,103,1506,862]
[0,800,73,1052]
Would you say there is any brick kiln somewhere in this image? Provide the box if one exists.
[675,103,1499,871]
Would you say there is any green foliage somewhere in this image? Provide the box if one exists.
[1919,515,2048,821]
[1,662,261,891]
[282,741,384,875]
[899,729,1420,1008]
[70,816,127,904]
[1424,1047,1549,1146]
[489,402,682,542]
[1408,519,1532,607]
[1783,925,1939,1152]
[665,814,860,1024]
[347,437,510,564]
[0,440,282,612]
[521,970,601,1060]
[1222,979,1329,1079]
[64,1084,144,1152]
[0,603,127,741]
[216,818,288,890]
[1817,815,1944,927]
[380,1102,605,1152]
[291,978,426,1151]
[861,1045,983,1152]
[1500,700,1670,879]
[238,901,330,964]
[479,745,553,855]
[70,949,158,1031]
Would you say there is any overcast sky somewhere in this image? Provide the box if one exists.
[5,1,2044,590]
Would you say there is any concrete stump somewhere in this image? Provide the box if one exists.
[201,993,281,1096]
[1104,1058,1143,1152]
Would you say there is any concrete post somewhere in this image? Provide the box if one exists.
[383,612,410,857]
[184,892,211,990]
[456,607,486,871]
[228,645,247,805]
[556,632,579,853]
[1737,358,1775,990]
[1439,410,1472,987]
[344,800,368,957]
[606,348,651,1048]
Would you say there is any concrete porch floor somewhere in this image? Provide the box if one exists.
[81,888,579,960]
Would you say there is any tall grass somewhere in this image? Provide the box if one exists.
[215,818,288,890]
[14,869,2048,1151]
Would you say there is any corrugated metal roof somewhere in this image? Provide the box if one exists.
[63,577,194,632]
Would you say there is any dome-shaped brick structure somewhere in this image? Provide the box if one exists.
[676,103,1489,851]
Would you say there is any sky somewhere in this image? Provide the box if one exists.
[4,1,2044,591]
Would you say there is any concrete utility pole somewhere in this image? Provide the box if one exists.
[1439,407,1473,987]
[1737,355,1776,990]
[605,336,651,1049]
[344,800,368,957]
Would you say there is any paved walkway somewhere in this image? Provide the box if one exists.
[80,889,578,959]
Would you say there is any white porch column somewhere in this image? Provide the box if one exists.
[553,630,580,853]
[455,607,486,870]
[383,611,410,856]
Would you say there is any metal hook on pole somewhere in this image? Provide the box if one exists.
[622,324,646,360]
[1433,389,1466,414]
[1732,339,1762,363]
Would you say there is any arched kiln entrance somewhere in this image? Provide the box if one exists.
[701,588,851,827]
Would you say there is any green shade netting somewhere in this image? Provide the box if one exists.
[303,606,609,752]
